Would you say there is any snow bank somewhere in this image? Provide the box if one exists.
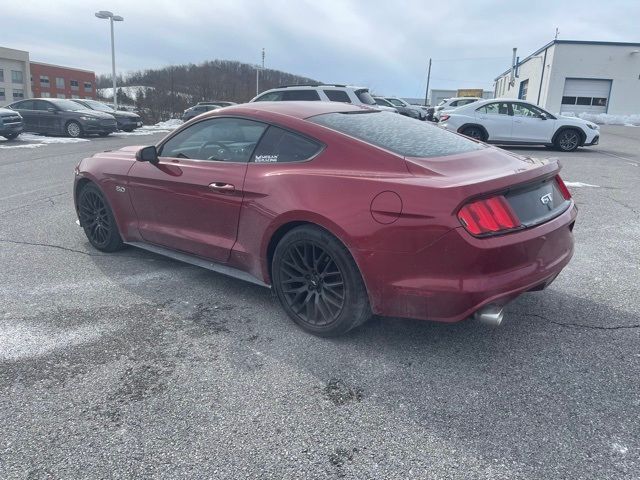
[561,111,640,126]
[564,181,600,188]
[139,119,183,132]
[0,133,89,148]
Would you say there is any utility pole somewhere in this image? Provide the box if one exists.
[256,48,265,96]
[424,58,432,106]
[95,11,124,109]
[555,27,560,40]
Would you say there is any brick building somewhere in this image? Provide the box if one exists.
[29,62,96,100]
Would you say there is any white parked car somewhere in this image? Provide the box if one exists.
[433,97,481,120]
[438,98,600,152]
[250,85,398,112]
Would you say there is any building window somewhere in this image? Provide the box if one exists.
[70,80,79,91]
[42,92,51,98]
[13,89,24,99]
[84,82,92,92]
[0,69,4,82]
[561,96,577,105]
[518,80,529,100]
[71,94,79,99]
[40,75,50,88]
[0,88,5,101]
[57,93,66,99]
[592,97,607,107]
[576,97,591,106]
[56,77,65,89]
[11,70,24,84]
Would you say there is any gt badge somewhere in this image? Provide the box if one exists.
[540,192,553,210]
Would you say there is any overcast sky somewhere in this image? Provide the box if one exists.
[4,0,639,98]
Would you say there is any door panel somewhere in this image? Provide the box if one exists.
[128,159,248,262]
[510,103,555,143]
[475,102,512,141]
[127,117,268,263]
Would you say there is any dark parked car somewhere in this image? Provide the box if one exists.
[74,102,576,337]
[374,97,422,119]
[0,107,24,140]
[72,99,143,132]
[7,98,117,137]
[384,97,426,120]
[182,104,220,121]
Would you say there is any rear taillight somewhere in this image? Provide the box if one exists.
[440,114,450,122]
[458,195,521,236]
[555,175,572,200]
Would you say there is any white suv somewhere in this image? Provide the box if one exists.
[438,98,600,152]
[433,97,481,120]
[250,85,398,112]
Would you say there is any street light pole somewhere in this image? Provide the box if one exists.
[95,11,124,109]
[256,48,265,96]
[424,58,432,106]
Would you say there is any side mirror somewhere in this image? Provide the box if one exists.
[136,145,159,165]
[539,113,547,120]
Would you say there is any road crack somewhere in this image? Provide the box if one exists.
[526,313,639,330]
[0,238,145,260]
[0,192,67,216]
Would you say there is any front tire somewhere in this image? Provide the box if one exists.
[3,133,19,140]
[554,129,581,152]
[77,183,124,252]
[272,225,371,337]
[66,121,83,138]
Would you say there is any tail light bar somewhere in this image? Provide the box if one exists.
[555,175,572,200]
[458,195,521,236]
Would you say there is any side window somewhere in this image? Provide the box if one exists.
[34,100,53,111]
[252,126,322,163]
[512,103,539,117]
[282,90,321,101]
[11,100,31,110]
[254,91,283,102]
[448,100,459,107]
[477,102,509,115]
[323,90,351,103]
[160,118,267,162]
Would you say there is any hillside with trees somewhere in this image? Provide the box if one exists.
[97,59,320,122]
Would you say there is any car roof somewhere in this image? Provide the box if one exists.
[265,85,367,92]
[201,101,375,120]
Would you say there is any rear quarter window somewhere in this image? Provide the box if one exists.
[324,90,351,103]
[252,126,322,163]
[310,111,482,158]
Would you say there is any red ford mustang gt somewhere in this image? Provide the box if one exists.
[74,102,576,336]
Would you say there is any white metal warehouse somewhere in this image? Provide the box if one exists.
[494,40,640,115]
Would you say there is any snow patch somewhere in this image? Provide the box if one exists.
[98,85,153,100]
[561,111,640,126]
[564,181,600,188]
[0,143,46,150]
[145,119,183,130]
[19,133,90,144]
[611,443,628,455]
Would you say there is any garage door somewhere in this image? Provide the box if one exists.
[561,79,611,114]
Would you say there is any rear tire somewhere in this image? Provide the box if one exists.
[272,225,371,337]
[554,128,581,152]
[461,126,486,141]
[77,182,124,252]
[65,121,83,138]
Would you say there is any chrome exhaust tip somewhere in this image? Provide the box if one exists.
[474,305,504,327]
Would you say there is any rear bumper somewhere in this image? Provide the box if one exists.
[359,203,577,322]
[83,122,117,134]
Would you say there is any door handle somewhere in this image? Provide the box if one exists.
[209,182,235,193]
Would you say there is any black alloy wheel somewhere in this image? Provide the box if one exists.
[279,241,345,326]
[556,129,581,152]
[272,225,371,336]
[77,183,123,252]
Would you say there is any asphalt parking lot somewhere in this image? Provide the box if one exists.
[0,126,638,479]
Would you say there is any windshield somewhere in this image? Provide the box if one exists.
[53,99,92,111]
[355,89,376,105]
[310,111,482,158]
[437,99,448,106]
[78,100,115,112]
[374,98,392,107]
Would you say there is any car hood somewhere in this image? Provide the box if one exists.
[556,115,598,128]
[112,110,140,119]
